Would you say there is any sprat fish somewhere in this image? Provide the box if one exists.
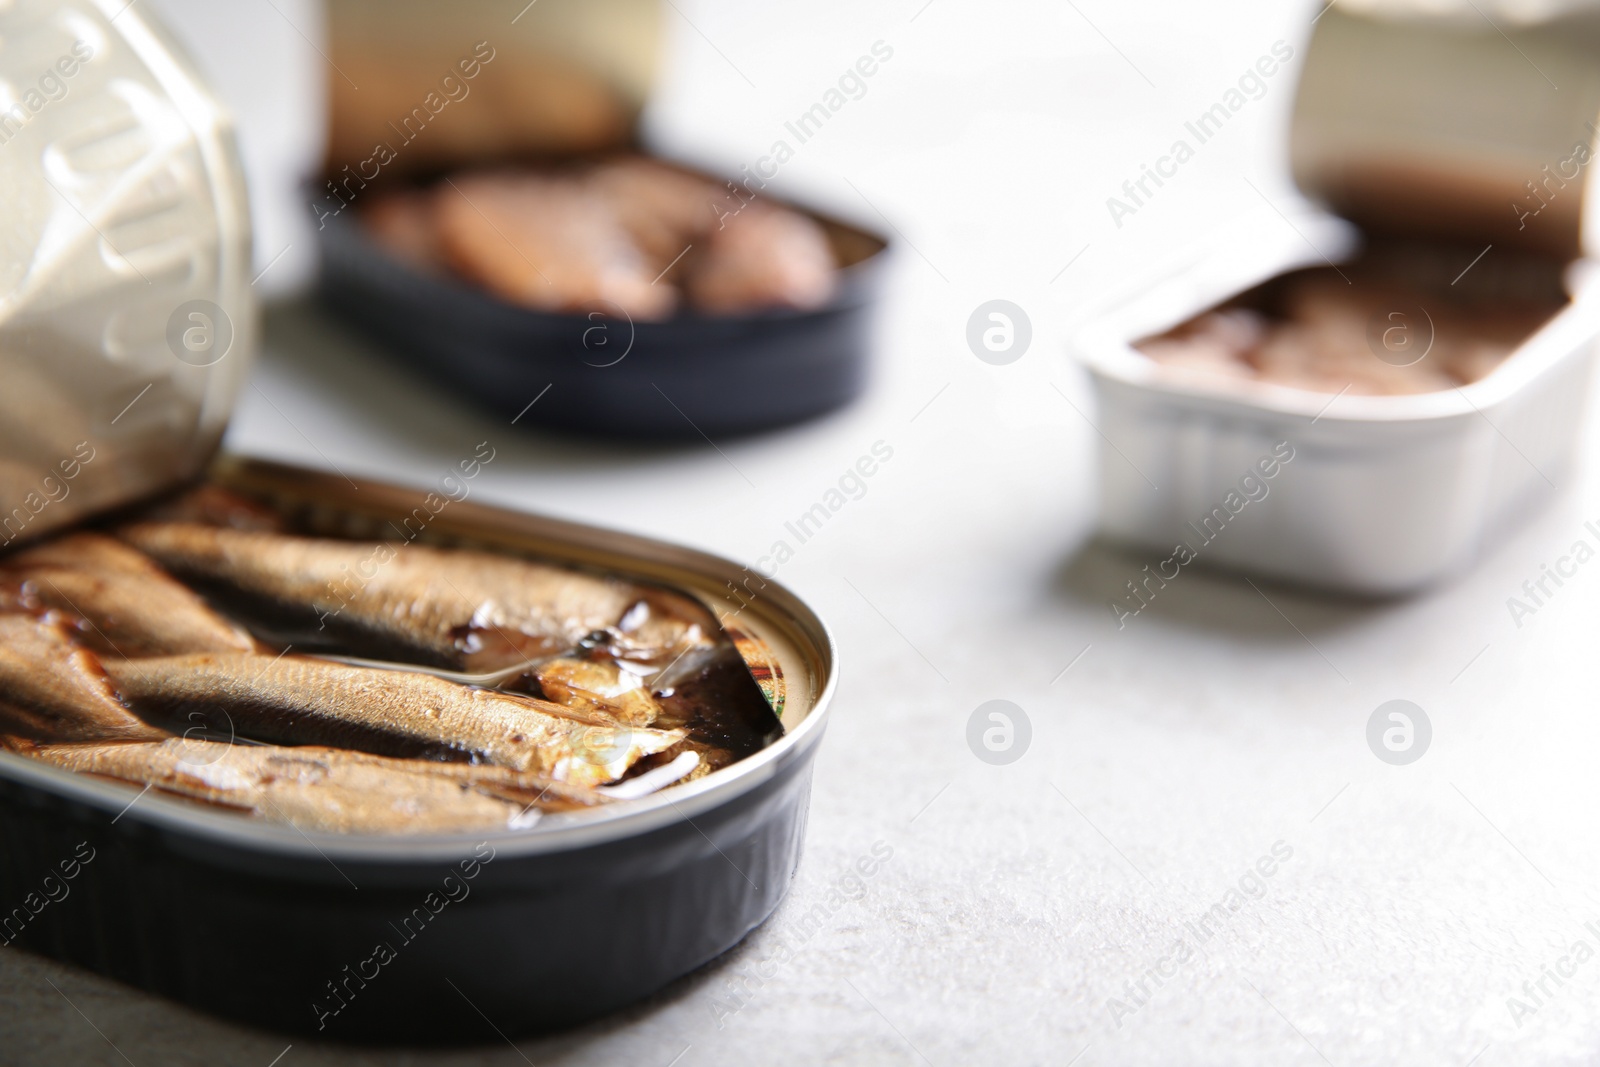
[533,657,663,728]
[100,651,683,787]
[1,532,257,657]
[11,737,604,835]
[116,523,715,673]
[0,614,166,744]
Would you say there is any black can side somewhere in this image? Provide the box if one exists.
[0,751,816,1043]
[314,201,888,441]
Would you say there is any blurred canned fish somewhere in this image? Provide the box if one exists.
[1075,4,1600,595]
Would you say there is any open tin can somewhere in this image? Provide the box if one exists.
[0,458,835,1041]
[1075,4,1600,594]
[0,1,835,1042]
[312,0,889,440]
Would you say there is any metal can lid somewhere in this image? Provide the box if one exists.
[1290,1,1600,257]
[0,0,254,548]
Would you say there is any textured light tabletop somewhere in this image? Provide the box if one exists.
[8,1,1600,1063]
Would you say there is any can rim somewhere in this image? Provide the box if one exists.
[1070,208,1600,426]
[1077,293,1600,425]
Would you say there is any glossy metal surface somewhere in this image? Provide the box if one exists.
[1076,4,1600,595]
[1077,208,1600,594]
[0,0,253,547]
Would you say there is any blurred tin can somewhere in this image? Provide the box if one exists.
[0,0,253,548]
[1076,3,1600,595]
[312,0,888,440]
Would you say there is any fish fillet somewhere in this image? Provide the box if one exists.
[116,522,714,673]
[686,203,836,313]
[534,657,663,727]
[435,172,677,320]
[364,190,446,274]
[17,737,605,834]
[589,157,720,271]
[100,652,682,787]
[0,615,166,743]
[1,532,257,657]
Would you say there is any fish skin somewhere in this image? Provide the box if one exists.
[588,157,721,271]
[1,532,257,657]
[0,615,167,743]
[434,171,678,321]
[99,652,683,787]
[115,523,715,673]
[685,202,836,314]
[14,737,604,834]
[534,657,663,727]
[364,190,445,274]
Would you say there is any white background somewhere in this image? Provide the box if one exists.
[10,1,1600,1064]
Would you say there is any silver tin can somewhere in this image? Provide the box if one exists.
[1076,4,1600,595]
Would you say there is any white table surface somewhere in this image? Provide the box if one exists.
[10,1,1600,1063]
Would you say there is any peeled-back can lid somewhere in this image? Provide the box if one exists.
[0,0,254,549]
[323,0,661,179]
[1290,0,1600,258]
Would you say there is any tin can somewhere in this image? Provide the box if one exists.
[0,1,837,1041]
[0,0,253,547]
[0,457,835,1041]
[310,0,889,440]
[1076,4,1600,594]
